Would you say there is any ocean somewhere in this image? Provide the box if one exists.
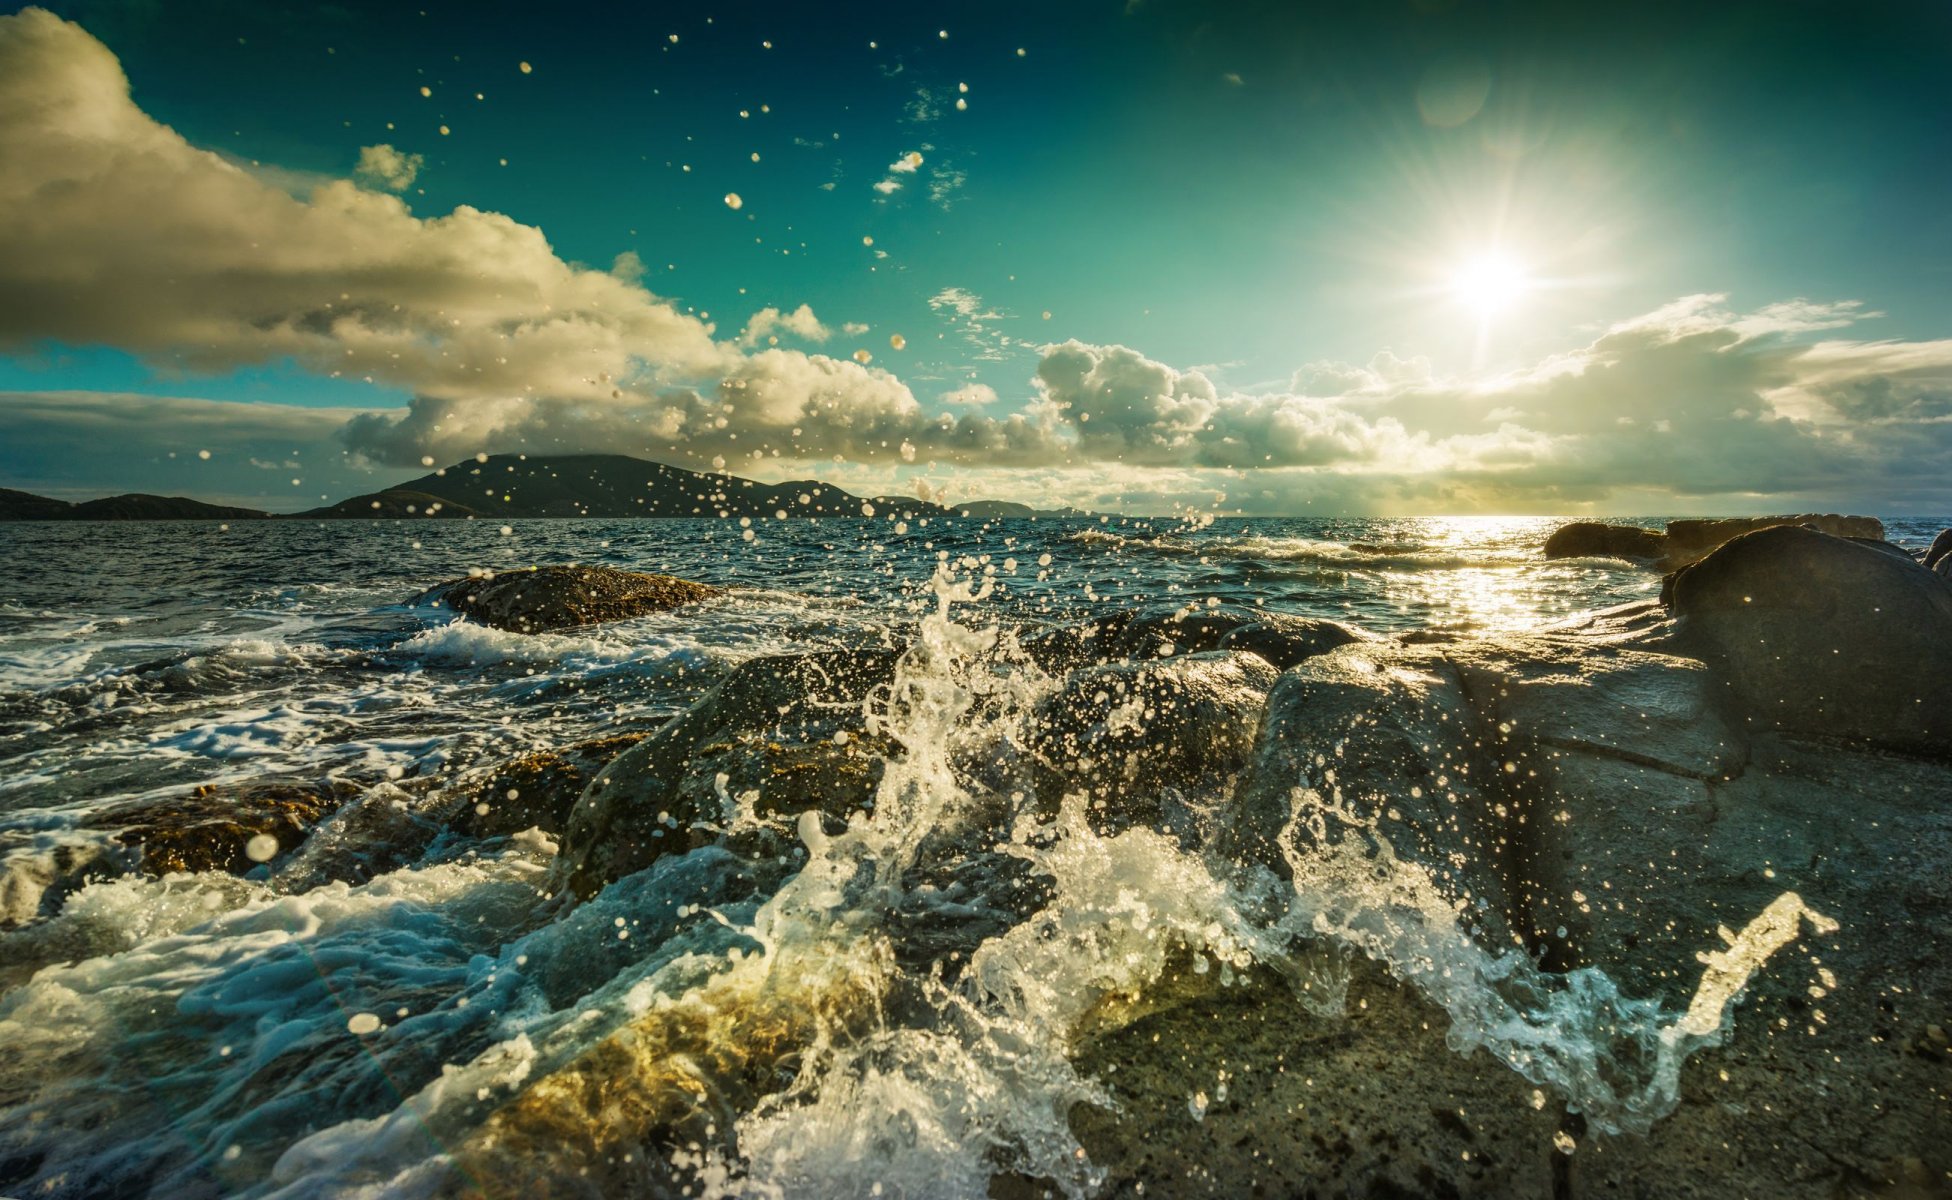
[0,513,1944,1197]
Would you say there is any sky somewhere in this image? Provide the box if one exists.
[0,0,1949,515]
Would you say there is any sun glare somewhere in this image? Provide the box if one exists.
[1451,253,1530,315]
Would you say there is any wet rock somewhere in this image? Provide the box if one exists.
[1446,638,1750,991]
[1665,524,1952,755]
[1022,604,1374,674]
[410,564,720,633]
[1225,642,1521,949]
[557,649,902,899]
[1660,513,1883,569]
[1028,651,1277,830]
[92,776,358,876]
[1543,521,1667,561]
[444,733,651,839]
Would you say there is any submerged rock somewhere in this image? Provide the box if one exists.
[1665,524,1952,754]
[95,776,358,876]
[1542,521,1667,561]
[557,649,902,898]
[411,564,719,633]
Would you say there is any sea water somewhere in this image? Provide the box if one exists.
[0,514,1941,1197]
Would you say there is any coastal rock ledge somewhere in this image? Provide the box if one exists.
[409,564,719,633]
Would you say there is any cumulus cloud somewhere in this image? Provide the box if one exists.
[939,383,998,406]
[738,303,830,348]
[352,143,422,191]
[0,9,720,432]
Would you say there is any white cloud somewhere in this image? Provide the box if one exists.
[352,143,422,192]
[939,383,998,406]
[738,303,830,348]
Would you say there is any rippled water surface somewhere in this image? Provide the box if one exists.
[0,513,1942,1198]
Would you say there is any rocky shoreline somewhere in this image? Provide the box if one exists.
[5,524,1949,1197]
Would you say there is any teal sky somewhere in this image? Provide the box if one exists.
[1,0,1949,514]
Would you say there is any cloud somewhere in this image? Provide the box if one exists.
[939,383,998,406]
[352,143,422,192]
[874,149,925,195]
[738,304,830,348]
[929,287,1018,363]
[0,9,720,427]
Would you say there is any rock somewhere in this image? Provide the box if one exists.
[1665,525,1952,754]
[1661,514,1883,569]
[557,649,902,899]
[1027,651,1277,830]
[1021,603,1374,674]
[90,776,357,876]
[411,565,719,633]
[1926,528,1952,570]
[1224,642,1521,949]
[445,733,651,838]
[1543,521,1667,560]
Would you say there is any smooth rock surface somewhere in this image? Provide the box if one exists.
[1543,521,1667,561]
[1665,525,1952,754]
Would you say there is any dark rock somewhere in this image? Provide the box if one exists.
[1665,525,1952,754]
[1224,642,1521,949]
[1927,528,1952,570]
[1027,651,1277,829]
[1542,521,1666,560]
[1661,513,1883,569]
[411,564,720,633]
[93,776,358,875]
[557,649,903,898]
[445,733,651,838]
[1021,604,1374,674]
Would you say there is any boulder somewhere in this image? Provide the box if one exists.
[1661,514,1883,569]
[1664,525,1952,755]
[444,733,650,839]
[1026,651,1278,829]
[1224,642,1521,949]
[1926,528,1952,570]
[557,649,902,898]
[411,565,719,633]
[1542,521,1667,561]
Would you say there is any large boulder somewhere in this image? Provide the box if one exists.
[1664,525,1952,755]
[1224,642,1522,949]
[1661,514,1882,569]
[1027,651,1277,829]
[557,649,902,898]
[410,565,719,633]
[1542,521,1667,561]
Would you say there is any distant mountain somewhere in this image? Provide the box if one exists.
[299,454,958,521]
[0,488,269,521]
[953,500,1097,519]
[2,455,1101,523]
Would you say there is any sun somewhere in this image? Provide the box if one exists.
[1450,252,1530,315]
